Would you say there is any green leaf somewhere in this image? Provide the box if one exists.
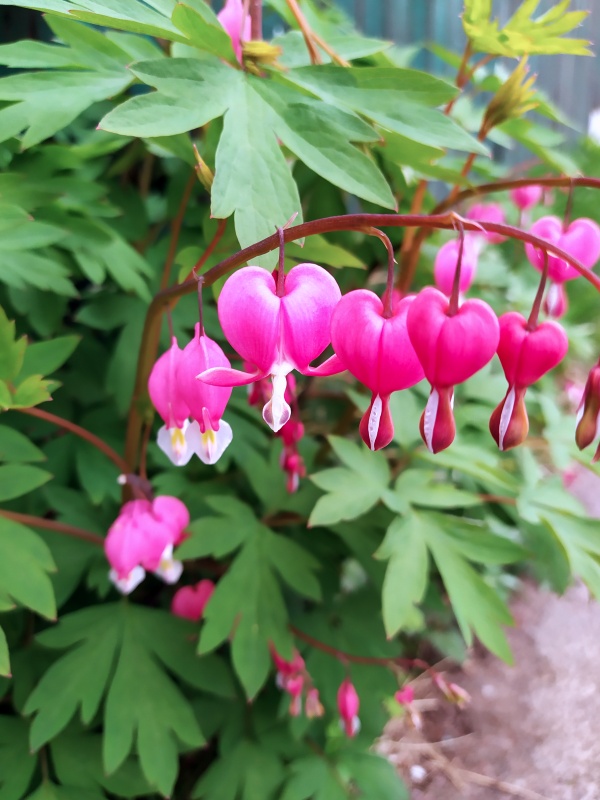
[0,306,26,382]
[309,436,390,526]
[375,514,429,637]
[0,518,56,624]
[283,65,489,154]
[0,251,76,297]
[194,740,284,800]
[0,717,37,800]
[171,2,237,62]
[0,464,52,501]
[253,80,396,209]
[25,604,208,796]
[51,731,152,798]
[0,425,44,462]
[100,56,236,137]
[10,376,53,409]
[287,234,364,269]
[387,469,484,510]
[338,753,409,800]
[421,515,513,660]
[463,0,591,56]
[0,72,133,149]
[0,221,66,250]
[211,76,302,269]
[198,526,293,698]
[20,336,80,379]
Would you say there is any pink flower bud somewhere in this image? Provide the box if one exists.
[576,361,600,461]
[466,202,507,244]
[395,686,415,706]
[271,646,305,679]
[337,679,360,737]
[199,264,343,432]
[407,287,499,453]
[510,185,543,211]
[525,216,600,285]
[331,290,424,450]
[171,580,215,621]
[433,236,478,296]
[217,0,250,63]
[543,281,568,319]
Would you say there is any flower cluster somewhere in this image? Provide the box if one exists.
[104,495,189,594]
[145,193,600,490]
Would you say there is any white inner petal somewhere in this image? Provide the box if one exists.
[156,420,197,467]
[498,387,516,451]
[423,390,439,453]
[153,544,184,585]
[263,369,292,432]
[193,418,233,465]
[368,395,383,451]
[109,565,146,595]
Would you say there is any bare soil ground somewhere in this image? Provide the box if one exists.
[377,582,600,800]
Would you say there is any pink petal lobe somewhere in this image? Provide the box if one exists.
[280,263,342,371]
[303,353,346,377]
[496,311,568,387]
[148,337,189,429]
[433,236,478,296]
[198,365,267,387]
[217,267,281,373]
[178,325,232,424]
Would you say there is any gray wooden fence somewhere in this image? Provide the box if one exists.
[337,0,600,139]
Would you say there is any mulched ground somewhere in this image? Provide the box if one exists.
[377,582,600,800]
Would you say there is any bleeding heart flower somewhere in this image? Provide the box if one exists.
[510,185,543,211]
[407,287,499,453]
[217,0,250,63]
[489,312,568,450]
[576,360,600,461]
[466,202,507,244]
[177,324,233,465]
[105,496,189,594]
[433,236,479,297]
[305,687,324,718]
[330,290,424,450]
[395,686,415,706]
[199,264,343,432]
[524,216,600,317]
[337,679,360,737]
[171,580,215,621]
[148,338,195,467]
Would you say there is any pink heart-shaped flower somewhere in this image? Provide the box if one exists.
[407,287,499,387]
[171,580,215,622]
[497,311,568,387]
[525,216,600,283]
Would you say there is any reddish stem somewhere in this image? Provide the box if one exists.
[527,251,549,331]
[185,219,228,283]
[0,509,104,546]
[160,173,196,291]
[363,227,396,317]
[249,0,262,39]
[17,406,129,473]
[447,219,465,317]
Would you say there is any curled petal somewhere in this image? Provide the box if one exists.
[420,387,455,453]
[198,366,267,387]
[302,353,346,377]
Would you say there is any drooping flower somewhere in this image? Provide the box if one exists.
[510,185,542,211]
[217,0,250,63]
[270,645,309,716]
[198,264,343,433]
[331,291,424,450]
[433,236,479,297]
[395,686,415,706]
[148,338,195,467]
[178,323,233,465]
[466,202,507,245]
[337,679,360,737]
[524,216,600,318]
[575,359,600,461]
[489,311,568,450]
[105,496,189,594]
[305,687,324,718]
[171,579,215,621]
[407,287,500,453]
